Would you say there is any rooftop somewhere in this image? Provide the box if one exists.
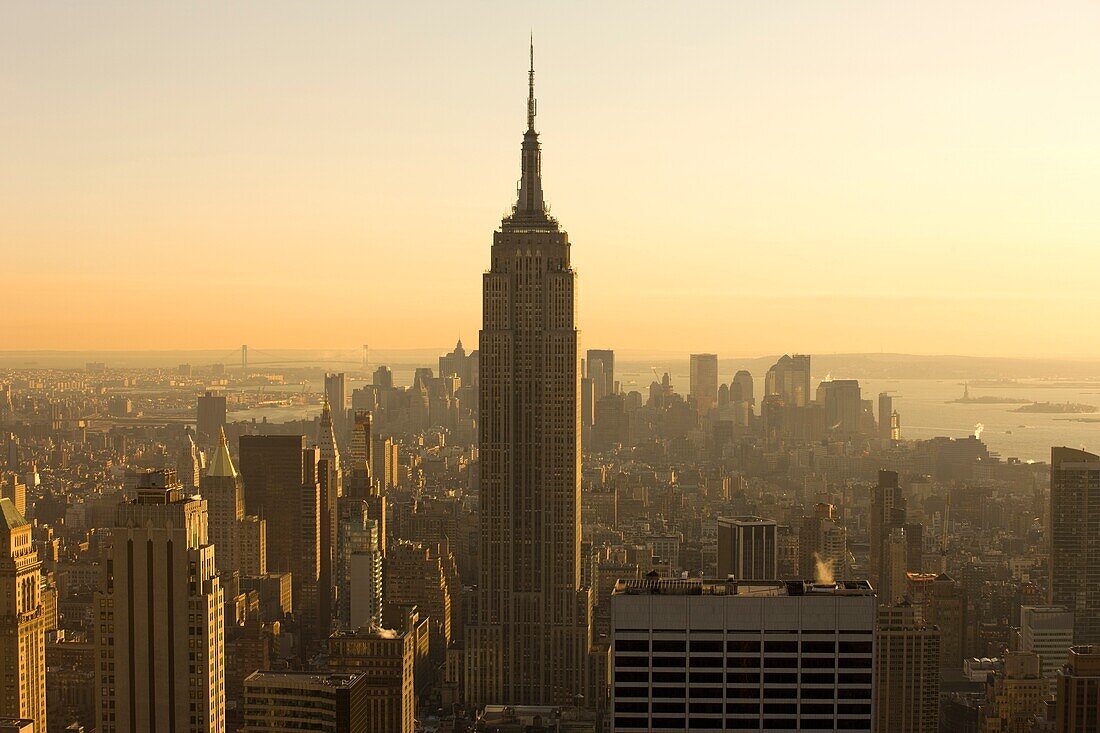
[0,498,28,532]
[612,578,874,597]
[718,515,776,525]
[245,670,362,689]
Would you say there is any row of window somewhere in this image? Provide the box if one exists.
[614,702,872,715]
[614,717,870,730]
[615,639,873,654]
[613,672,873,693]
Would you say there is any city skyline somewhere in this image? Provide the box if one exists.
[7,7,1100,732]
[5,2,1100,357]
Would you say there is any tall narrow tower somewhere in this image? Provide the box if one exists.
[1050,447,1100,643]
[466,40,591,706]
[0,498,45,731]
[94,470,225,733]
[201,427,244,578]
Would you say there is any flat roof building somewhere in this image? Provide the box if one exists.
[716,516,777,581]
[242,671,367,733]
[610,578,876,732]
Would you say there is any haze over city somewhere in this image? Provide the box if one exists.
[3,5,1100,733]
[5,1,1100,356]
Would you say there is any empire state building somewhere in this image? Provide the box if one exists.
[465,42,592,706]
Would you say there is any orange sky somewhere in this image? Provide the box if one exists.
[3,2,1099,357]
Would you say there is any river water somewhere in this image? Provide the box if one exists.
[234,366,1098,463]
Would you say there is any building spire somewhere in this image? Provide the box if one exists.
[527,33,536,132]
[507,34,553,227]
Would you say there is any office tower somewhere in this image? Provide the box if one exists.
[439,339,478,387]
[0,474,26,519]
[324,372,348,442]
[689,353,719,416]
[580,377,595,441]
[238,436,326,647]
[176,429,201,490]
[94,470,225,733]
[880,528,910,605]
[371,436,398,493]
[981,651,1047,733]
[776,524,800,578]
[0,474,25,519]
[316,402,343,636]
[348,411,373,483]
[238,515,267,576]
[610,578,875,732]
[765,354,811,407]
[873,603,940,733]
[0,721,32,733]
[336,498,382,630]
[201,427,244,578]
[586,349,615,399]
[328,628,416,733]
[0,499,45,732]
[196,390,227,448]
[761,394,786,450]
[1049,447,1100,644]
[242,671,368,733]
[730,369,754,406]
[238,434,310,577]
[466,42,591,707]
[816,379,863,436]
[317,399,343,499]
[593,393,627,451]
[588,358,608,401]
[1020,606,1075,684]
[924,573,966,672]
[346,412,387,561]
[1055,645,1100,732]
[226,620,280,727]
[798,503,848,581]
[385,541,452,656]
[870,470,907,596]
[716,516,777,580]
[877,392,894,445]
[373,366,393,391]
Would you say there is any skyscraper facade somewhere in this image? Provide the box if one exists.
[1020,605,1075,686]
[610,578,875,732]
[200,428,244,578]
[716,516,777,581]
[465,43,591,706]
[689,353,719,417]
[873,603,940,733]
[242,671,368,733]
[324,372,348,443]
[1055,645,1100,733]
[1049,447,1100,644]
[196,390,227,448]
[586,349,615,399]
[239,435,310,578]
[0,499,45,732]
[94,470,225,733]
[239,436,326,651]
[765,354,811,408]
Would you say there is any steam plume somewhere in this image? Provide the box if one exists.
[812,553,835,585]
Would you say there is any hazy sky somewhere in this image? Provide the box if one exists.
[4,2,1099,357]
